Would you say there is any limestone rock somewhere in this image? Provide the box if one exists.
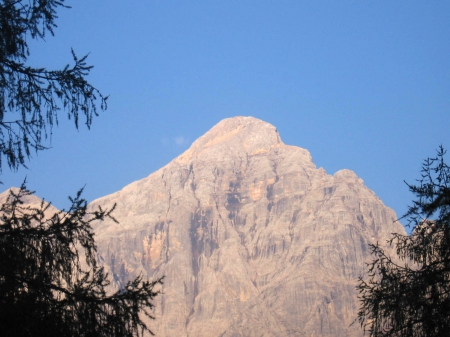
[89,116,405,336]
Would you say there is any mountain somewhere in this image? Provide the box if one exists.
[0,187,60,218]
[89,116,405,336]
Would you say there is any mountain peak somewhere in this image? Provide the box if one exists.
[208,116,281,140]
[176,116,284,163]
[88,116,405,337]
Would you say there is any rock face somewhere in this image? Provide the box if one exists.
[89,116,405,336]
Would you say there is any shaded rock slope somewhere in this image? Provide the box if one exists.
[89,116,405,336]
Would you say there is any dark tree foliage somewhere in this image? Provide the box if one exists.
[356,146,450,337]
[0,0,107,172]
[0,184,163,336]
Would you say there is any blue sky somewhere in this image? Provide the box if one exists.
[1,1,449,228]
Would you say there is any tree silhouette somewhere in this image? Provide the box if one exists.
[0,2,163,336]
[0,184,163,336]
[0,0,107,173]
[356,146,450,337]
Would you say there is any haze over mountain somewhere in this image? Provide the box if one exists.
[86,116,405,336]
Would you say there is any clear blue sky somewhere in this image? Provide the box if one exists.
[1,1,449,228]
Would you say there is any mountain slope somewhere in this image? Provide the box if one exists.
[89,116,405,336]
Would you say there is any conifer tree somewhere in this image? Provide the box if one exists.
[0,2,162,336]
[357,146,450,337]
[0,185,163,336]
[0,0,107,172]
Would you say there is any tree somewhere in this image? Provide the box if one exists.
[356,146,450,337]
[0,184,163,336]
[0,0,107,173]
[0,2,163,336]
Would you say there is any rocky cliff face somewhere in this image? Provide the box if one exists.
[89,116,405,336]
